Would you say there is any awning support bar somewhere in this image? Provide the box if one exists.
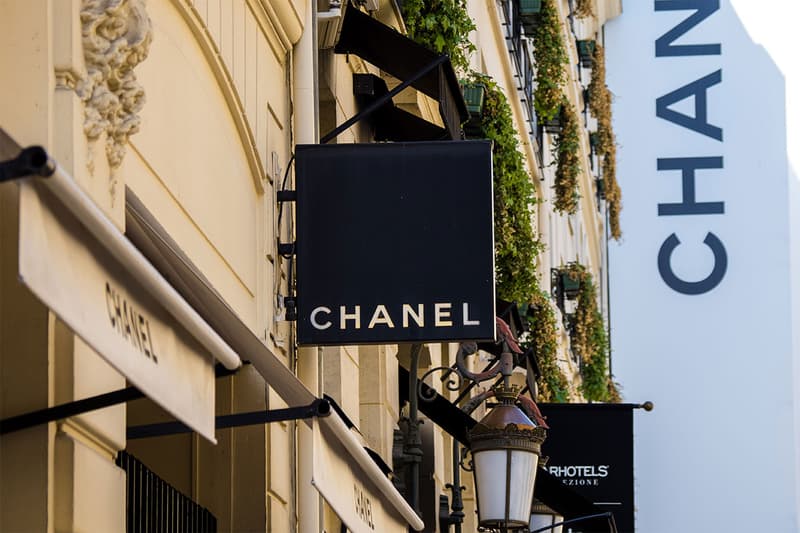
[0,146,54,183]
[127,398,331,439]
[319,54,449,144]
[0,386,145,436]
[0,365,240,437]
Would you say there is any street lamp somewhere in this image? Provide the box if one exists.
[469,384,545,531]
[530,499,563,533]
[405,317,548,532]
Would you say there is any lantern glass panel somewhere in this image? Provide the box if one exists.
[473,449,507,522]
[508,449,539,523]
[530,513,563,533]
[473,449,539,527]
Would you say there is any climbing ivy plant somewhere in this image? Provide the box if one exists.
[532,0,568,122]
[588,43,622,239]
[464,75,542,304]
[402,0,574,403]
[463,75,570,402]
[553,99,581,214]
[401,0,476,73]
[563,263,620,402]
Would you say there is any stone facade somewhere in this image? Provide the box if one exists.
[0,0,619,531]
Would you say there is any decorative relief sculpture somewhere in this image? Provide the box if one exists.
[79,0,152,178]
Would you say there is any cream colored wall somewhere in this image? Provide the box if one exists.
[2,0,300,531]
[358,345,400,464]
[1,0,129,530]
[0,2,55,529]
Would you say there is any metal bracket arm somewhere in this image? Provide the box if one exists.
[0,145,55,182]
[319,54,449,144]
[127,398,331,439]
[0,386,145,436]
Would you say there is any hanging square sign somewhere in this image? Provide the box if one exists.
[295,141,495,345]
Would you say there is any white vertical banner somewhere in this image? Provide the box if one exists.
[606,1,797,531]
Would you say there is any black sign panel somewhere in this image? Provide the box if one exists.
[539,404,635,533]
[295,142,495,345]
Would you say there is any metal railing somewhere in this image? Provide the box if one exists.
[116,451,217,533]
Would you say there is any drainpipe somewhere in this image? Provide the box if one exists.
[294,1,319,532]
[293,0,319,146]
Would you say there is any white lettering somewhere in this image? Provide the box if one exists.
[402,304,424,327]
[462,302,480,326]
[434,303,452,326]
[311,307,333,330]
[368,305,395,329]
[340,305,361,329]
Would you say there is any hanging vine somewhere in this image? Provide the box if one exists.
[523,291,571,402]
[553,99,581,214]
[563,263,620,402]
[465,74,543,304]
[573,0,594,18]
[401,0,476,73]
[532,0,568,122]
[587,43,622,239]
[402,0,598,404]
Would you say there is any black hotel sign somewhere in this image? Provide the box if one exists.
[295,142,495,346]
[539,404,635,533]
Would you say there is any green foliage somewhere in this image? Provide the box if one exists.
[464,73,570,403]
[563,263,620,402]
[401,0,476,73]
[532,0,568,121]
[553,100,581,214]
[523,291,570,402]
[465,74,543,304]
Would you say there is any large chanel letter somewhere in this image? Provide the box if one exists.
[657,232,727,294]
[657,157,724,216]
[655,0,720,57]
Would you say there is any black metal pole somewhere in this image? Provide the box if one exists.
[0,386,144,435]
[127,399,330,439]
[446,439,465,533]
[406,343,424,516]
[319,55,448,144]
[529,511,614,533]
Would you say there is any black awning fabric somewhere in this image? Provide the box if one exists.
[399,366,615,532]
[354,74,449,142]
[335,6,468,139]
[399,366,476,445]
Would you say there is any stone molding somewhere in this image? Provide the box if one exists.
[79,0,153,171]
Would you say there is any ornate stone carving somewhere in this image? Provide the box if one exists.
[79,0,152,171]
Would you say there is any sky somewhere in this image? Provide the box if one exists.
[730,0,799,175]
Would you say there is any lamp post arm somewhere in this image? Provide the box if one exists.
[455,341,504,382]
[529,511,615,533]
[460,388,495,416]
